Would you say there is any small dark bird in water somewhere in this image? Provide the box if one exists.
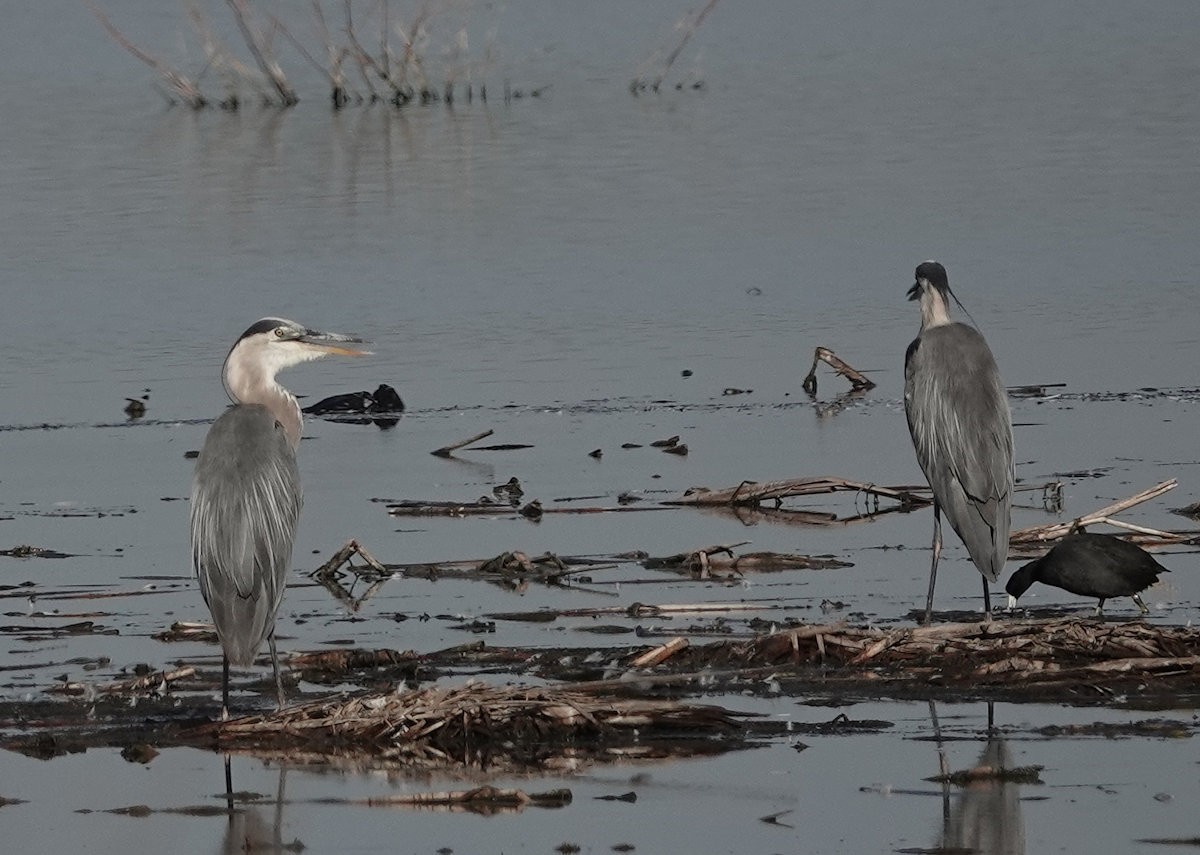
[1005,532,1168,615]
[367,383,405,413]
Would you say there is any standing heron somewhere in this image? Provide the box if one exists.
[190,318,366,717]
[904,261,1013,624]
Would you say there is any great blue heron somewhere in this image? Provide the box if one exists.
[904,261,1013,624]
[1005,531,1168,615]
[190,318,366,717]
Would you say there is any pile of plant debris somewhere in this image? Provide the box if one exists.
[200,681,752,769]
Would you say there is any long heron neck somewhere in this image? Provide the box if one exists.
[223,362,304,450]
[919,288,953,330]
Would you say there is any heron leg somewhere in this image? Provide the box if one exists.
[1132,594,1149,614]
[223,755,234,814]
[221,655,231,722]
[268,631,286,711]
[981,576,992,623]
[923,504,942,625]
[1095,598,1106,617]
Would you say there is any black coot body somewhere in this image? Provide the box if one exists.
[1005,532,1167,614]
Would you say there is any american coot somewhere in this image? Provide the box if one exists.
[191,318,367,718]
[1005,532,1168,615]
[905,261,1013,624]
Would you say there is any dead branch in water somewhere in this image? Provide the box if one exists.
[387,499,667,518]
[801,347,876,395]
[431,428,495,457]
[227,0,299,105]
[267,8,351,107]
[631,0,722,93]
[1010,479,1180,548]
[667,476,931,509]
[643,542,852,577]
[49,666,196,697]
[362,785,572,812]
[85,0,207,107]
[308,540,389,610]
[187,4,264,108]
[310,539,388,578]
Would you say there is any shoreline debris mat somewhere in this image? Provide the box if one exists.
[203,682,752,767]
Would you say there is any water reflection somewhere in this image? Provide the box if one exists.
[220,757,291,855]
[930,703,1027,855]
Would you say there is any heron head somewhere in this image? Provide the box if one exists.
[907,260,950,301]
[222,318,369,404]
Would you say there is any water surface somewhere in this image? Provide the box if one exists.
[2,1,1199,852]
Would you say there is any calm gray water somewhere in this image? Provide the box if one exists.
[3,1,1200,852]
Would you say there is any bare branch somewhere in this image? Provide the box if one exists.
[226,0,299,105]
[85,0,207,108]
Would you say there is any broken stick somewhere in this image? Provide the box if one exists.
[431,429,495,458]
[801,347,876,395]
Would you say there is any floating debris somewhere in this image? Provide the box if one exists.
[432,429,495,458]
[360,785,571,813]
[206,682,752,764]
[801,347,876,395]
[0,545,74,559]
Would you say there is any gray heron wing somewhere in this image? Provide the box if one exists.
[905,323,1013,581]
[190,404,302,665]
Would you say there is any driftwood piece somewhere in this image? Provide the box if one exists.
[644,542,748,569]
[801,347,877,395]
[310,539,387,578]
[431,429,495,458]
[629,637,690,668]
[287,649,415,672]
[667,476,930,508]
[362,785,572,811]
[643,542,852,576]
[49,666,196,697]
[386,500,667,518]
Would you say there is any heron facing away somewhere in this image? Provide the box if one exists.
[190,318,367,717]
[904,261,1013,624]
